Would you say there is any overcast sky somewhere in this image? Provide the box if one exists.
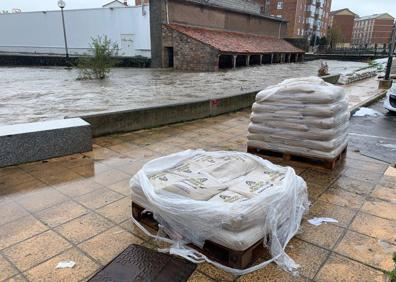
[0,0,395,17]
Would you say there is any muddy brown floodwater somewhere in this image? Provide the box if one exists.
[0,60,367,126]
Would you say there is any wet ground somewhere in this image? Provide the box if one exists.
[349,99,396,164]
[0,60,367,126]
[0,109,395,282]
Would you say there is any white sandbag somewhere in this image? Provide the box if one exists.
[208,190,248,204]
[160,173,228,201]
[129,150,309,275]
[251,99,348,118]
[250,111,350,130]
[255,76,345,104]
[248,122,348,141]
[247,133,347,152]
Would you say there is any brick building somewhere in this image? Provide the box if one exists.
[267,0,332,39]
[135,0,149,5]
[352,13,395,48]
[329,8,357,47]
[150,0,304,71]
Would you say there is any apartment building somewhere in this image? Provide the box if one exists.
[268,0,332,38]
[329,8,357,47]
[352,13,395,48]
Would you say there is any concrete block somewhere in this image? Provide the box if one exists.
[0,118,92,167]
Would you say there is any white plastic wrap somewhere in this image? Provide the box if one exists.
[248,77,349,159]
[130,150,309,275]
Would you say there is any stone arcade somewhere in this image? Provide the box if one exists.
[150,0,305,71]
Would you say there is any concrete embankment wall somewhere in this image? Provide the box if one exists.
[79,92,257,137]
[0,54,151,67]
[305,53,388,62]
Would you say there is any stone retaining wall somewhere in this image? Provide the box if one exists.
[78,92,257,137]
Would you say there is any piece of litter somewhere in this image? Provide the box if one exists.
[353,107,382,117]
[56,261,76,269]
[307,217,338,226]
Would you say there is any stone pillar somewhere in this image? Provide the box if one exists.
[288,53,291,63]
[259,55,263,65]
[232,55,237,68]
[301,54,305,62]
[270,53,274,64]
[246,55,250,66]
[280,53,284,63]
[295,53,299,62]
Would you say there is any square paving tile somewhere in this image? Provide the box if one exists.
[371,185,396,202]
[187,271,215,282]
[318,188,365,210]
[119,219,154,241]
[15,188,69,213]
[296,221,345,250]
[285,239,329,279]
[334,230,396,271]
[78,226,143,265]
[3,230,71,271]
[0,201,29,226]
[315,254,387,282]
[35,200,89,227]
[350,212,396,243]
[361,197,396,220]
[305,200,357,228]
[55,213,114,244]
[53,178,105,198]
[89,168,130,187]
[96,197,131,224]
[0,215,48,250]
[330,175,376,195]
[106,179,131,196]
[75,187,124,210]
[343,168,383,184]
[5,274,27,281]
[24,248,99,282]
[197,262,235,281]
[237,263,309,282]
[0,254,18,281]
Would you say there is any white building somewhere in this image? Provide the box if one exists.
[0,5,151,57]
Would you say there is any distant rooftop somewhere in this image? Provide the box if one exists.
[166,24,303,54]
[355,13,394,21]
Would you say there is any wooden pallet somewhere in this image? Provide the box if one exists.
[132,202,267,269]
[247,146,347,169]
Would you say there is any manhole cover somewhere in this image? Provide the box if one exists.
[88,244,197,282]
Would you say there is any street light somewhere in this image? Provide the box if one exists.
[58,0,69,60]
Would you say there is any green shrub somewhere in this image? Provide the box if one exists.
[77,36,118,80]
[384,252,396,282]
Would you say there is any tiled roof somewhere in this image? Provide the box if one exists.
[166,24,304,54]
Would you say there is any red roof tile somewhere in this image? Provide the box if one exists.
[166,24,304,54]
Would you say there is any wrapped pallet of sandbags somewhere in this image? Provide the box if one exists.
[130,150,309,275]
[248,77,349,160]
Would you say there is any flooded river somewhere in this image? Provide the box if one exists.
[0,60,367,125]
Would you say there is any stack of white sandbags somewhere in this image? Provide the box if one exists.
[130,150,308,275]
[248,77,349,160]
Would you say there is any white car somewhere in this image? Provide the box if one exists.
[384,84,396,112]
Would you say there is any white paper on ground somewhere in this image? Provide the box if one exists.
[307,217,338,226]
[353,107,382,117]
[55,261,76,269]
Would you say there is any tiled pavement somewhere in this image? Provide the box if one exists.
[0,109,395,282]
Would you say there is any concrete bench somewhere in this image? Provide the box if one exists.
[0,118,92,167]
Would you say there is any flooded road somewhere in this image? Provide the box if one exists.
[0,60,367,125]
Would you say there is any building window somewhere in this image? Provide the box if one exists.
[297,28,301,35]
[276,14,282,18]
[277,2,283,9]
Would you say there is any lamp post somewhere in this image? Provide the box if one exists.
[384,22,396,81]
[58,0,69,60]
